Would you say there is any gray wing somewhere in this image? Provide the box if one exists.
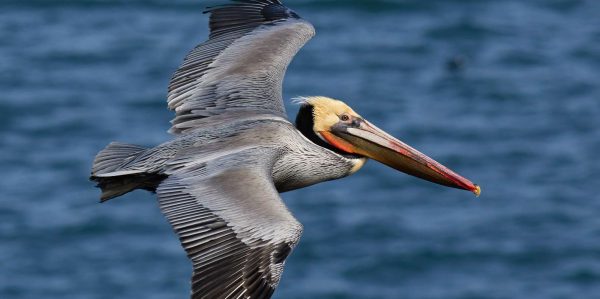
[157,150,303,299]
[168,0,315,134]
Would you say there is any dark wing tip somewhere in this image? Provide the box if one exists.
[272,243,293,264]
[261,3,300,21]
[205,0,301,26]
[204,0,304,41]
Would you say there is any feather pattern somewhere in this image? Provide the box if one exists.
[157,149,303,299]
[91,116,361,298]
[167,0,315,134]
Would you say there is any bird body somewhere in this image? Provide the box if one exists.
[93,113,360,197]
[90,1,480,298]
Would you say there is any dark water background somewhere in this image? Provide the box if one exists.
[1,0,600,298]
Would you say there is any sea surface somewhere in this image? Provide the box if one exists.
[1,0,599,298]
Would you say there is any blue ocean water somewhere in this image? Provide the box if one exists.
[1,0,599,298]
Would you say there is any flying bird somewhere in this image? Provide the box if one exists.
[91,1,480,298]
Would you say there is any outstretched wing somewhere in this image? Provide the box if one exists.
[157,150,303,299]
[168,0,315,134]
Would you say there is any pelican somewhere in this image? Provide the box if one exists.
[91,0,480,298]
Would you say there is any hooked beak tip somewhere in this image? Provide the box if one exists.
[473,185,482,197]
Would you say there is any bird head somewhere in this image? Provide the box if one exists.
[295,96,480,196]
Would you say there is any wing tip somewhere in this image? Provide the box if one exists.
[206,0,301,22]
[261,2,301,21]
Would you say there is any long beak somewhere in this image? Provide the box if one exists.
[324,119,481,196]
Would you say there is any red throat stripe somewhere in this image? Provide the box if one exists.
[319,131,356,154]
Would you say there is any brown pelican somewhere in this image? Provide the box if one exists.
[91,1,480,298]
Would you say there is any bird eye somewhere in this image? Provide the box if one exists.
[340,114,350,122]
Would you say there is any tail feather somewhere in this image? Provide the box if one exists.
[91,142,166,202]
[92,142,146,176]
[93,173,167,202]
